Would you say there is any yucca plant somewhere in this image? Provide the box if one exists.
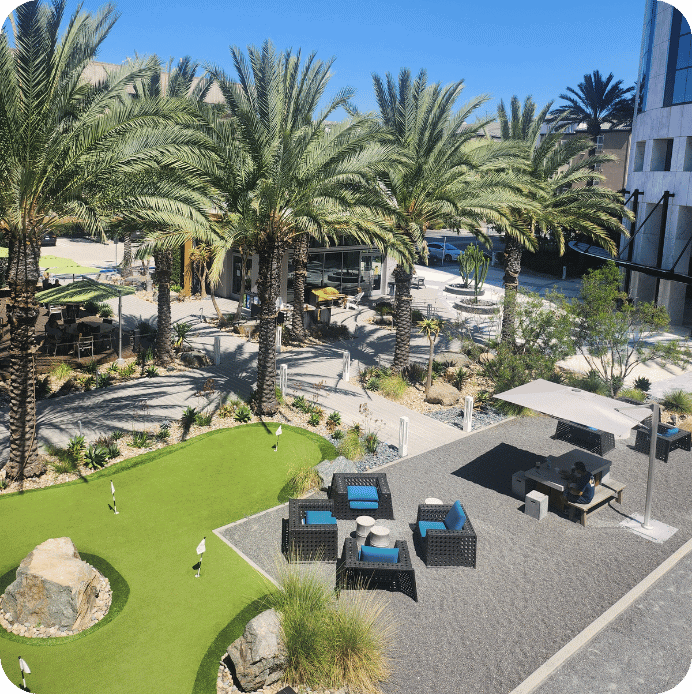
[84,445,109,470]
[234,404,252,423]
[131,431,151,448]
[67,435,86,466]
[180,406,198,429]
[633,376,652,393]
[49,362,73,380]
[194,412,213,427]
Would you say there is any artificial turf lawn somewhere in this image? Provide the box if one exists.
[0,423,336,694]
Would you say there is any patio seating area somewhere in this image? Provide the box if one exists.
[553,418,616,455]
[633,421,692,462]
[221,415,692,694]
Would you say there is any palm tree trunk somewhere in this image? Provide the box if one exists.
[290,234,308,341]
[121,231,133,278]
[210,289,226,326]
[6,239,41,478]
[256,239,284,415]
[154,249,174,364]
[392,264,413,373]
[500,235,523,345]
[235,248,249,322]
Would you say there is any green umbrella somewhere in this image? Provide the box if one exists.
[36,278,136,364]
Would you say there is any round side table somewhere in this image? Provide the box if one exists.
[425,497,443,505]
[356,516,376,539]
[369,525,390,548]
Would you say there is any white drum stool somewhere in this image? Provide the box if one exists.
[369,525,390,548]
[424,497,443,505]
[356,516,375,540]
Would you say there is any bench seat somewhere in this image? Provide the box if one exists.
[566,479,626,527]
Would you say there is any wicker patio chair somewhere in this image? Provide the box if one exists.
[281,498,338,562]
[329,472,394,520]
[336,538,417,602]
[553,419,615,456]
[634,422,692,462]
[415,502,477,568]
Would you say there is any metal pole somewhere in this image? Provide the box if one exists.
[117,295,124,366]
[642,402,659,530]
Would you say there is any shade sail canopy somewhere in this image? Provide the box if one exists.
[495,379,653,439]
[36,279,135,304]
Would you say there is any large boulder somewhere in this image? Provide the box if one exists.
[436,351,470,368]
[316,456,358,491]
[2,538,102,631]
[180,350,210,368]
[425,381,462,406]
[227,608,286,691]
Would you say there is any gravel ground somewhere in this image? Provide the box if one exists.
[221,415,692,694]
[427,404,509,430]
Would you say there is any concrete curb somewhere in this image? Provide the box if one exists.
[509,536,692,694]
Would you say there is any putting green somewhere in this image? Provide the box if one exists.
[0,423,335,694]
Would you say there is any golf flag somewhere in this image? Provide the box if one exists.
[274,425,282,451]
[18,656,30,690]
[195,536,206,578]
[110,480,118,514]
[276,425,282,436]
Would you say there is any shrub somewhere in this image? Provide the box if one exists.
[131,431,150,448]
[617,388,646,402]
[411,308,424,323]
[331,429,344,440]
[308,412,321,427]
[119,362,137,378]
[96,373,112,389]
[234,404,252,422]
[155,428,170,441]
[267,565,392,692]
[98,303,114,318]
[379,374,407,400]
[107,361,119,374]
[276,386,285,405]
[83,299,99,314]
[194,412,213,427]
[0,478,8,490]
[84,445,109,469]
[45,443,78,474]
[145,365,159,378]
[49,362,73,380]
[181,406,197,428]
[633,376,652,393]
[326,411,341,431]
[452,367,467,390]
[365,377,381,392]
[337,431,365,460]
[80,375,95,391]
[431,360,447,379]
[364,432,379,454]
[173,321,194,350]
[82,360,99,374]
[293,395,311,413]
[404,362,426,385]
[217,403,237,418]
[110,429,125,441]
[105,442,121,459]
[67,434,86,465]
[350,423,362,437]
[284,465,321,497]
[661,389,692,414]
[483,344,561,400]
[35,376,51,399]
[568,369,608,396]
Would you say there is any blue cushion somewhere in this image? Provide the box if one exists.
[350,501,378,509]
[348,485,378,502]
[418,521,446,538]
[359,545,399,563]
[305,510,337,525]
[587,426,599,431]
[444,501,467,531]
[660,427,679,437]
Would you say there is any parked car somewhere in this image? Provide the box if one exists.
[40,232,57,247]
[425,241,462,263]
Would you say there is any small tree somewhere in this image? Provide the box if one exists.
[418,318,443,397]
[565,262,692,396]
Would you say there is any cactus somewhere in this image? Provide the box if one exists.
[458,244,489,301]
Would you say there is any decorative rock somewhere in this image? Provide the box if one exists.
[3,457,47,480]
[180,350,211,368]
[227,609,286,692]
[1,538,103,631]
[425,381,461,406]
[316,456,358,491]
[436,351,470,368]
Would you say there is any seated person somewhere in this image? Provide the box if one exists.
[42,272,51,290]
[45,314,63,338]
[562,461,595,508]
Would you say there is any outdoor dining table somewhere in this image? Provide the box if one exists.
[523,449,612,510]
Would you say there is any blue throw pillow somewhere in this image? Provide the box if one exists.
[587,426,599,431]
[359,545,399,563]
[660,427,679,437]
[350,501,378,509]
[418,521,446,538]
[348,485,378,502]
[305,510,337,525]
[444,500,466,531]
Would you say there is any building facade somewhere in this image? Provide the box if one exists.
[624,0,692,326]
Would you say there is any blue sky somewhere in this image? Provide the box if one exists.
[1,0,690,119]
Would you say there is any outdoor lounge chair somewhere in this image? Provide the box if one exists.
[634,422,692,462]
[345,291,365,309]
[281,498,339,561]
[329,472,394,520]
[336,538,418,601]
[553,419,615,455]
[415,501,477,568]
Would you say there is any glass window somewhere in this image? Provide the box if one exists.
[669,9,692,105]
[677,33,691,69]
[673,68,688,103]
[323,252,342,289]
[341,251,361,294]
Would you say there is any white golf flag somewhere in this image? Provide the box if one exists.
[111,481,115,495]
[276,426,282,436]
[196,538,206,555]
[19,658,30,674]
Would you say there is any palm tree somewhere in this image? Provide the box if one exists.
[206,41,404,415]
[497,95,633,344]
[418,318,443,397]
[551,70,635,137]
[0,0,212,476]
[372,68,529,372]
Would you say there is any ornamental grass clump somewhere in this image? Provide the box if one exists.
[284,464,321,497]
[268,564,393,693]
[379,373,407,400]
[337,430,365,460]
[661,389,692,414]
